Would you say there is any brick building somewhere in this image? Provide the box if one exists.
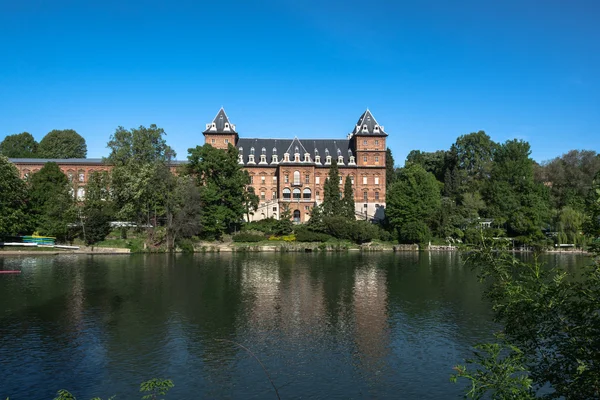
[8,108,388,223]
[203,108,388,222]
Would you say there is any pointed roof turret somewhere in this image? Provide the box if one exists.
[203,107,238,135]
[350,108,387,137]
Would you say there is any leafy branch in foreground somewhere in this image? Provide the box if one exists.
[453,236,600,399]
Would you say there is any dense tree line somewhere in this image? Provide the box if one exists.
[386,131,600,246]
[0,129,87,158]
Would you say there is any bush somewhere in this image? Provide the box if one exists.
[351,220,379,244]
[242,218,279,234]
[177,238,195,253]
[295,226,332,242]
[399,220,431,244]
[232,231,266,242]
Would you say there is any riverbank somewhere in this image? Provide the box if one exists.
[0,246,130,255]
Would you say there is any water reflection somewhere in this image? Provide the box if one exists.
[0,253,590,399]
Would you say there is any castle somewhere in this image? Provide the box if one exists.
[9,108,388,223]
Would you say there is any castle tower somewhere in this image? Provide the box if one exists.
[202,107,238,149]
[349,109,388,168]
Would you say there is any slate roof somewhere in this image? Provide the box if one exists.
[236,138,356,167]
[350,109,388,136]
[202,107,237,134]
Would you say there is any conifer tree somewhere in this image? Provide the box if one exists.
[342,175,355,220]
[322,159,341,217]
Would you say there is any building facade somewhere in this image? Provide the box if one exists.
[8,108,388,222]
[203,108,388,222]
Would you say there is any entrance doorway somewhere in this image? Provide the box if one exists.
[293,209,301,223]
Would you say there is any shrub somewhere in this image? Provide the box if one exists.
[351,220,379,244]
[399,220,431,244]
[242,218,279,234]
[232,231,265,242]
[295,226,332,242]
[177,238,195,253]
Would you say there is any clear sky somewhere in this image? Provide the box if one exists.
[1,0,599,165]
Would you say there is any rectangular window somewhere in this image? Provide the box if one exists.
[273,176,277,182]
[305,174,310,184]
[261,176,265,184]
[284,175,289,183]
[316,192,320,200]
[315,176,320,184]
[339,177,342,184]
[351,176,354,184]
[250,176,253,184]
[261,192,265,200]
[273,207,277,212]
[375,140,379,146]
[272,191,276,199]
[363,176,367,184]
[363,156,367,163]
[363,140,367,145]
[211,139,215,144]
[375,177,379,185]
[375,192,380,200]
[363,192,368,201]
[305,206,310,211]
[375,156,379,163]
[225,139,229,144]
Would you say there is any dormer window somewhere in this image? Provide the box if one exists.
[284,153,290,162]
[338,155,344,165]
[239,147,243,154]
[362,125,368,132]
[262,147,266,155]
[250,147,255,155]
[349,156,356,165]
[315,155,321,164]
[238,154,244,164]
[304,153,310,162]
[294,153,300,162]
[272,154,278,163]
[374,126,380,133]
[224,123,230,131]
[325,155,332,165]
[248,154,255,164]
[260,154,267,164]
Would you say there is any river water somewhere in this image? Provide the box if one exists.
[0,252,589,399]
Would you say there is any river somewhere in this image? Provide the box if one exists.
[0,252,589,399]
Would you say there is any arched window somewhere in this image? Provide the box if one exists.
[250,147,255,155]
[77,187,86,200]
[78,170,85,182]
[293,209,301,222]
[303,188,311,200]
[293,188,301,199]
[293,171,300,185]
[283,188,291,200]
[262,147,266,155]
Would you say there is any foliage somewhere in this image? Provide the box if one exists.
[0,132,38,157]
[454,240,600,399]
[451,340,535,399]
[243,186,260,222]
[386,147,396,189]
[308,216,379,244]
[341,175,355,219]
[0,155,31,237]
[243,218,279,235]
[386,163,441,243]
[38,129,87,158]
[406,149,447,181]
[294,225,332,242]
[28,162,77,241]
[273,204,293,236]
[483,140,550,238]
[81,171,113,246]
[187,144,249,239]
[322,159,341,217]
[106,124,175,232]
[140,378,174,400]
[585,171,600,238]
[169,176,202,245]
[232,231,266,242]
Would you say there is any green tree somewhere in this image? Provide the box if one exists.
[386,147,396,189]
[584,171,600,240]
[406,149,447,181]
[454,241,600,399]
[243,186,260,222]
[452,130,497,183]
[0,132,38,158]
[81,171,113,246]
[186,144,249,239]
[483,139,550,239]
[274,203,293,235]
[38,129,87,158]
[29,162,77,241]
[386,164,441,243]
[106,125,175,234]
[0,155,31,237]
[169,176,202,246]
[341,175,355,220]
[322,159,341,217]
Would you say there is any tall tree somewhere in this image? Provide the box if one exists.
[106,124,175,233]
[483,139,550,238]
[452,130,497,182]
[322,159,342,217]
[0,132,38,158]
[585,171,600,239]
[406,149,447,181]
[386,164,441,243]
[38,129,87,158]
[81,171,113,246]
[243,186,260,222]
[342,175,355,220]
[29,162,77,241]
[186,143,250,239]
[386,147,396,189]
[0,155,31,237]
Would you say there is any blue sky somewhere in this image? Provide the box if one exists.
[1,0,599,165]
